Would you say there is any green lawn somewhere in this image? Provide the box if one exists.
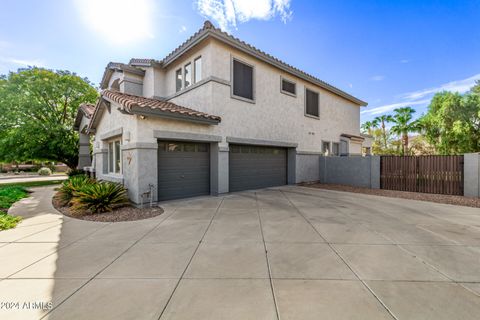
[0,179,65,188]
[0,186,29,230]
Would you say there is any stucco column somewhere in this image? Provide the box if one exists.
[210,143,229,195]
[77,133,91,169]
[122,143,158,206]
[464,153,480,197]
[93,148,107,179]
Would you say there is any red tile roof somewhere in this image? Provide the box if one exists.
[79,103,96,119]
[102,90,221,122]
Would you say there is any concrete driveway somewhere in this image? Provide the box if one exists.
[1,186,480,319]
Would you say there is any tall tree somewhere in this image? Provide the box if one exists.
[374,114,393,149]
[0,68,98,168]
[390,106,419,155]
[420,89,480,154]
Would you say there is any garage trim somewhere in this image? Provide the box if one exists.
[226,136,298,148]
[154,130,222,142]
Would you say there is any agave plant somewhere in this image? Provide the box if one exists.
[57,175,94,206]
[71,181,129,213]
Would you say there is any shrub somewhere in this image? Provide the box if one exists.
[57,175,94,206]
[0,186,28,209]
[38,167,52,176]
[0,186,27,230]
[71,181,129,213]
[0,212,22,230]
[67,168,85,177]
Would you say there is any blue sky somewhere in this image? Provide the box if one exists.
[1,0,479,123]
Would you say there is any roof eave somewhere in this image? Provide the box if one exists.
[129,105,220,125]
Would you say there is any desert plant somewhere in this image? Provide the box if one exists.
[67,168,85,177]
[71,181,129,213]
[57,175,94,206]
[37,167,52,176]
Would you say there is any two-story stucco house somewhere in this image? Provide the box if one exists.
[74,21,367,205]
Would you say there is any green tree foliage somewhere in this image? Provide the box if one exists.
[360,120,379,135]
[0,68,98,168]
[390,107,420,155]
[420,87,480,154]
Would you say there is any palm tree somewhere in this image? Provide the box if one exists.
[390,107,420,155]
[374,114,393,149]
[361,119,379,135]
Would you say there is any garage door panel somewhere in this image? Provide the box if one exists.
[229,144,287,192]
[158,142,210,201]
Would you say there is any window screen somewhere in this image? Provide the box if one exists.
[108,142,114,172]
[322,141,330,155]
[233,59,254,100]
[332,142,339,156]
[114,141,121,173]
[175,69,182,92]
[281,79,296,95]
[184,63,191,88]
[194,57,202,83]
[305,89,319,117]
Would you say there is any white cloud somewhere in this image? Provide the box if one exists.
[179,25,187,33]
[196,0,292,31]
[400,59,409,63]
[0,56,45,67]
[370,75,384,81]
[361,99,430,116]
[74,0,155,45]
[401,73,480,100]
[363,73,480,117]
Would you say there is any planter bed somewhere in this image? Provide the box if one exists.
[52,193,164,222]
[302,183,480,208]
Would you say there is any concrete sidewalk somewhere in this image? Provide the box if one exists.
[0,186,480,319]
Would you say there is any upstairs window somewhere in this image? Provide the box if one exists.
[175,68,182,92]
[305,88,319,118]
[184,63,191,88]
[194,57,202,83]
[232,59,254,101]
[281,78,296,96]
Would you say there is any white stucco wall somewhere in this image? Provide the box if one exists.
[133,38,362,153]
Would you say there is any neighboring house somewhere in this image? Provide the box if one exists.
[75,21,368,204]
[361,133,373,155]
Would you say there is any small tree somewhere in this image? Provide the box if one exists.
[0,68,98,169]
[374,114,394,149]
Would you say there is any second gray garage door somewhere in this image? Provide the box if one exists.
[229,144,287,192]
[158,141,210,201]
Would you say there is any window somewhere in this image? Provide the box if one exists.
[340,140,349,155]
[232,59,254,100]
[194,57,202,83]
[114,141,121,172]
[175,69,182,92]
[332,142,339,156]
[322,141,330,155]
[184,63,191,88]
[281,78,296,96]
[108,139,121,173]
[305,89,319,118]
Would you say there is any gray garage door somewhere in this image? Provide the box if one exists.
[157,141,210,201]
[229,144,287,192]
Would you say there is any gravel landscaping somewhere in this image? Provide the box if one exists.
[303,183,480,208]
[52,195,164,222]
